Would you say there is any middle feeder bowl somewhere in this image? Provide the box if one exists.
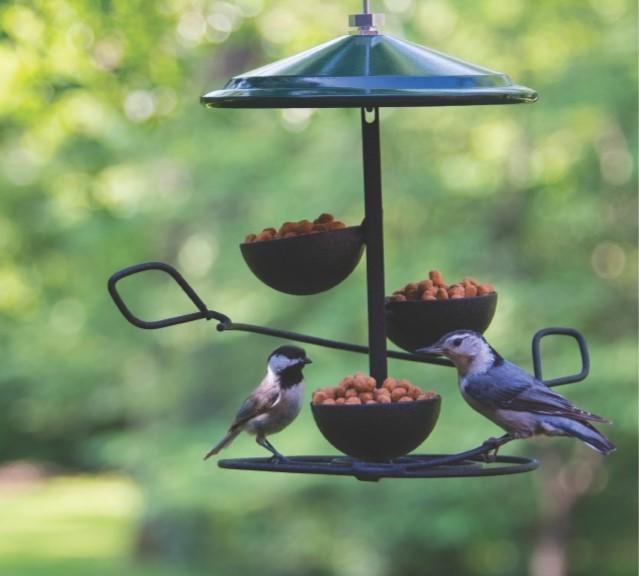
[386,292,498,351]
[240,225,365,295]
[311,395,441,462]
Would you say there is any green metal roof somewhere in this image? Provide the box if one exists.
[201,33,537,109]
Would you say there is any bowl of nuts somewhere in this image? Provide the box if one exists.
[386,271,497,352]
[241,213,364,295]
[311,374,441,462]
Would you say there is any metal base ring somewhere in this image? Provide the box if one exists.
[218,454,539,482]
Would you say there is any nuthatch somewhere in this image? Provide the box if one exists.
[204,345,312,461]
[419,331,615,455]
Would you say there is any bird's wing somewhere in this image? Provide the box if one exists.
[464,362,609,423]
[229,383,281,432]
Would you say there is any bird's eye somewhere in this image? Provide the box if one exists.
[452,338,463,347]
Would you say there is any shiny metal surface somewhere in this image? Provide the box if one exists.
[201,34,537,108]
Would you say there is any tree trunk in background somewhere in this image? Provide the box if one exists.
[529,448,603,576]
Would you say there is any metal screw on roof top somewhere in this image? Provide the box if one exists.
[349,0,384,35]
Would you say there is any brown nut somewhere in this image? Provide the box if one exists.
[365,400,377,405]
[279,222,296,235]
[245,233,257,243]
[315,213,334,224]
[377,395,391,404]
[382,378,398,391]
[312,391,327,404]
[436,288,449,300]
[429,270,445,286]
[296,220,314,234]
[345,388,358,398]
[478,283,495,296]
[391,388,407,402]
[345,397,362,405]
[359,392,374,403]
[391,293,407,302]
[353,373,367,391]
[322,398,336,405]
[328,221,346,230]
[465,284,478,297]
[418,279,434,292]
[335,397,346,405]
[398,396,413,403]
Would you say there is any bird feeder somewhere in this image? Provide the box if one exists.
[108,3,592,481]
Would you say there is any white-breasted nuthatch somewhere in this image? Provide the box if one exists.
[419,331,615,455]
[204,345,312,461]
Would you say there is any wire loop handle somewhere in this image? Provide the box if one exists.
[532,327,589,386]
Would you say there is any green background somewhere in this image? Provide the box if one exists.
[0,1,637,575]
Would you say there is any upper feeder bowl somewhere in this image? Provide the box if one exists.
[240,226,364,295]
[311,395,441,462]
[386,293,498,351]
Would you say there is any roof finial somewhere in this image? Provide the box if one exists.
[350,1,384,35]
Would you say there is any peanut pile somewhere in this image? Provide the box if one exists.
[245,213,346,243]
[389,270,495,302]
[312,374,438,406]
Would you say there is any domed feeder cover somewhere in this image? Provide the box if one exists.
[201,6,537,109]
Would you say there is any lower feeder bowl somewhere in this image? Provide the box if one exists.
[386,293,498,351]
[311,395,441,462]
[240,226,364,295]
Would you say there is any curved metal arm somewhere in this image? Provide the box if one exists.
[532,327,589,387]
[107,261,452,367]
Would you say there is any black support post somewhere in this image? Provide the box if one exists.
[360,107,388,386]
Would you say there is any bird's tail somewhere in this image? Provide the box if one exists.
[203,429,241,460]
[545,417,616,455]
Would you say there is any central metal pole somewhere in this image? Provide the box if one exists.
[361,107,388,386]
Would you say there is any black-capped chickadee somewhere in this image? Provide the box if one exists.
[419,331,615,455]
[204,345,312,461]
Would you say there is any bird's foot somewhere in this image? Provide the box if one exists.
[478,434,513,462]
[479,450,498,463]
[257,437,289,463]
[269,454,289,464]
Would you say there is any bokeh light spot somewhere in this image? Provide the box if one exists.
[591,242,626,279]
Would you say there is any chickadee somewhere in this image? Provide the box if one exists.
[204,345,312,461]
[419,331,615,455]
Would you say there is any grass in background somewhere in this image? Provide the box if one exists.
[0,473,195,576]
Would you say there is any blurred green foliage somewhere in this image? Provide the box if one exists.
[0,0,637,575]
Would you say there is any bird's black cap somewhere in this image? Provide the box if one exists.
[269,345,311,362]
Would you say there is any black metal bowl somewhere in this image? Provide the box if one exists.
[240,226,365,295]
[386,293,498,352]
[311,395,441,462]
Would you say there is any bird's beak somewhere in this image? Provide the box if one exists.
[417,344,444,356]
[301,357,312,365]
